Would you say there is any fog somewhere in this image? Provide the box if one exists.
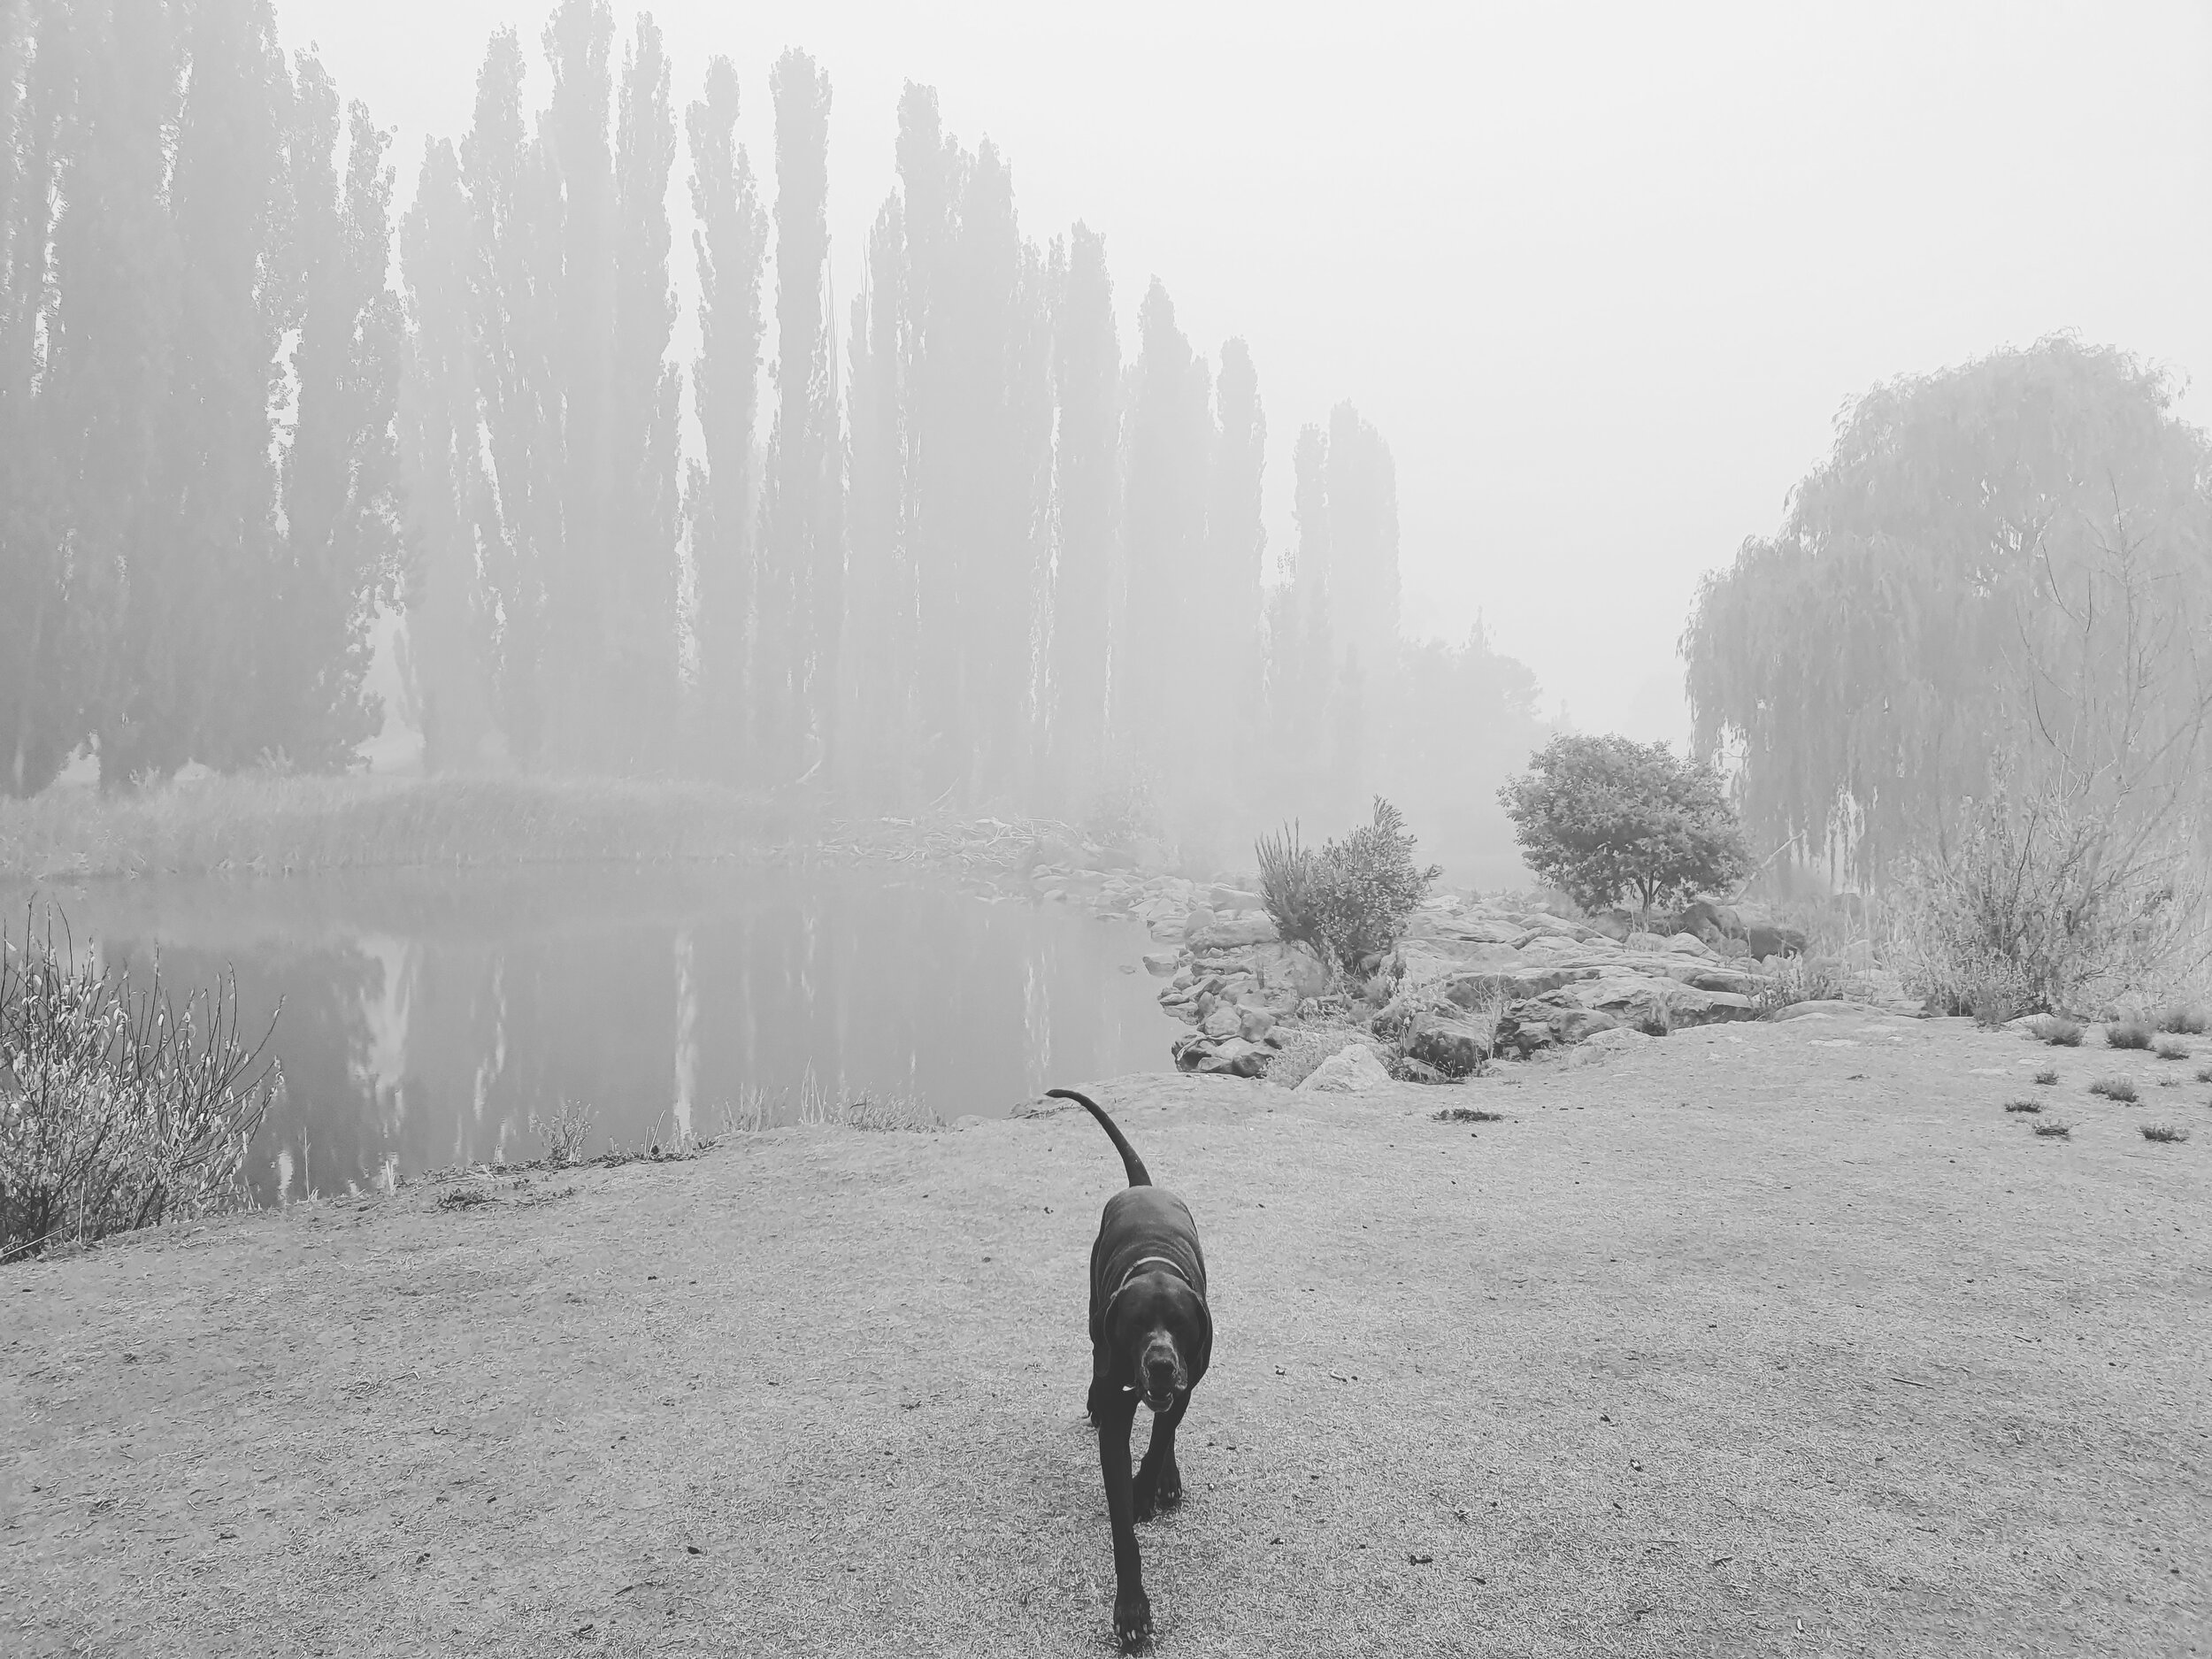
[5,0,2209,884]
[288,0,2212,742]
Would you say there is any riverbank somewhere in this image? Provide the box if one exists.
[0,773,813,885]
[7,1016,2206,1655]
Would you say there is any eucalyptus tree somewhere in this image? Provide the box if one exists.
[1682,335,2212,884]
[684,53,765,781]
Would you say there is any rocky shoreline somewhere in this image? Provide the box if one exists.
[1021,854,1918,1085]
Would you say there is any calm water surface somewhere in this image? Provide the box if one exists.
[14,862,1177,1204]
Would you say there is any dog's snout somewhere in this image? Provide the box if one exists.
[1146,1355,1175,1389]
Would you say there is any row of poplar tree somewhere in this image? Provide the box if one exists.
[2,0,1537,838]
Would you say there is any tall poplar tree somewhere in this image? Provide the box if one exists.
[841,196,916,807]
[1042,224,1120,811]
[397,135,499,772]
[605,12,680,772]
[462,26,556,762]
[684,54,764,780]
[269,57,406,769]
[756,48,837,785]
[1208,336,1266,739]
[1113,278,1212,764]
[536,0,616,769]
[112,0,288,780]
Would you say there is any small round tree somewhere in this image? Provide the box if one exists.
[1499,734,1750,922]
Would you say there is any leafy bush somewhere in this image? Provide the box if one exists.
[3,910,280,1263]
[1256,799,1440,979]
[1499,734,1750,921]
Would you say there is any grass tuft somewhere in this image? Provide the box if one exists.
[2088,1077,2139,1103]
[2104,1019,2154,1051]
[2003,1100,2043,1114]
[2153,1035,2192,1062]
[2154,1004,2210,1035]
[2031,1120,2073,1139]
[2140,1124,2190,1144]
[2034,1016,2084,1047]
[2032,1066,2060,1085]
[1433,1107,1504,1124]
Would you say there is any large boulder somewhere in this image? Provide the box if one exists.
[1187,915,1280,949]
[1295,1042,1394,1094]
[1407,1015,1492,1078]
[1171,1033,1270,1078]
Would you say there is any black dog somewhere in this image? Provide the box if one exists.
[1047,1087,1212,1652]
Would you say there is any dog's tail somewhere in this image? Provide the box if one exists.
[1046,1088,1151,1187]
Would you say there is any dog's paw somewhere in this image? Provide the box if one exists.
[1133,1459,1183,1520]
[1112,1586,1153,1651]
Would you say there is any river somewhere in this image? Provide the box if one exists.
[7,860,1178,1204]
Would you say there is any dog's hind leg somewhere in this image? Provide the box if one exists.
[1095,1394,1152,1650]
[1133,1394,1189,1520]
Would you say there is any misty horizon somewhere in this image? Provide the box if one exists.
[296,0,2212,746]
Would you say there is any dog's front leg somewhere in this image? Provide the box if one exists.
[1096,1394,1151,1649]
[1133,1392,1188,1520]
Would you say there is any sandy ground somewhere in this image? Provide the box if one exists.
[4,1011,2208,1657]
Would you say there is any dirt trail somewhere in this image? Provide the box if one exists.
[5,1013,2208,1656]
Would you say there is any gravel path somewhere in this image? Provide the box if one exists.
[5,1013,2208,1656]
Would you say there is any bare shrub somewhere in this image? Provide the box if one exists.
[1886,780,2207,1018]
[2,909,280,1263]
[527,1102,597,1166]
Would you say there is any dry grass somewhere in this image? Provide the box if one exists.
[2106,1019,2155,1051]
[0,772,806,883]
[2032,1066,2060,1085]
[2031,1120,2073,1138]
[2003,1100,2043,1114]
[2034,1015,2085,1047]
[2089,1078,2141,1103]
[2141,1125,2191,1144]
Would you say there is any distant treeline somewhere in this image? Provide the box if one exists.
[0,0,1548,867]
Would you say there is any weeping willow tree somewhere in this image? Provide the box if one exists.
[1682,335,2212,888]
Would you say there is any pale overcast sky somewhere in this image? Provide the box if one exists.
[292,0,2212,746]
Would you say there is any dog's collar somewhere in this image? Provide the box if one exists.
[1105,1256,1194,1307]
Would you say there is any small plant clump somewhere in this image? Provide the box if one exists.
[2154,1004,2209,1035]
[437,1187,491,1210]
[2032,1066,2060,1085]
[2003,1100,2043,1114]
[2140,1125,2190,1144]
[2197,1065,2212,1086]
[2088,1077,2139,1103]
[2105,1019,2154,1051]
[1433,1107,1504,1124]
[2035,1016,2084,1048]
[2153,1036,2192,1062]
[2032,1120,2073,1139]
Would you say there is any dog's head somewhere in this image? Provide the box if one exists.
[1106,1271,1210,1414]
